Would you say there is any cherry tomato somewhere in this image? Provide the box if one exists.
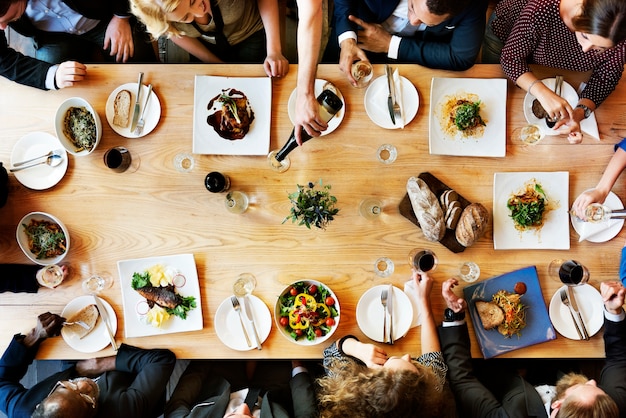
[325,296,335,306]
[308,284,318,294]
[325,318,335,326]
[289,287,298,296]
[295,329,303,336]
[315,328,323,337]
[279,317,289,327]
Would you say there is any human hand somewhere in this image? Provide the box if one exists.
[571,188,608,219]
[104,16,134,62]
[349,15,391,54]
[553,117,583,142]
[294,90,327,145]
[600,281,625,315]
[411,269,433,306]
[442,278,467,313]
[23,312,64,348]
[536,90,575,127]
[348,341,388,368]
[55,61,87,88]
[76,355,116,377]
[263,53,289,78]
[338,38,368,87]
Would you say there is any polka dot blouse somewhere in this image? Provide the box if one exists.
[491,0,626,107]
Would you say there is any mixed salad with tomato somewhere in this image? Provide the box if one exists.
[277,281,339,341]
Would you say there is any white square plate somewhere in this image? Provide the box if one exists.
[118,254,203,338]
[192,76,271,155]
[429,77,507,157]
[493,172,570,249]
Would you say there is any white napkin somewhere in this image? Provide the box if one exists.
[403,280,422,328]
[393,69,404,128]
[580,113,600,141]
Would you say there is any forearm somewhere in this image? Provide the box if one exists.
[595,148,626,197]
[171,36,221,63]
[296,0,322,97]
[257,0,283,56]
[419,308,440,354]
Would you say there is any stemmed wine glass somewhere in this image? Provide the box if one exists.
[82,272,113,294]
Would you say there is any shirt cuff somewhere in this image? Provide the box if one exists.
[46,65,59,90]
[441,320,466,327]
[387,35,402,60]
[338,31,357,47]
[292,366,308,377]
[604,307,625,322]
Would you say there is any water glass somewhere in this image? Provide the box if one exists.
[377,144,397,164]
[233,273,257,297]
[514,124,545,145]
[173,153,195,173]
[459,261,480,282]
[359,198,383,219]
[374,257,394,278]
[36,264,64,288]
[408,249,437,273]
[548,259,590,286]
[351,60,373,88]
[225,191,249,214]
[267,150,291,173]
[82,273,113,294]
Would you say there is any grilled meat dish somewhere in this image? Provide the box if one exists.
[135,284,182,310]
[207,89,255,140]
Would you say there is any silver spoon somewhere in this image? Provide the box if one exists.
[13,149,63,167]
[10,154,63,172]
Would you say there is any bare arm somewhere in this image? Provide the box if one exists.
[412,271,440,354]
[257,0,289,77]
[170,35,223,63]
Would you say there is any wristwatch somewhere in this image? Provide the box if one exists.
[576,104,592,119]
[444,308,466,322]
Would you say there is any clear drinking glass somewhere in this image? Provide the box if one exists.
[459,261,480,283]
[36,264,64,288]
[548,259,590,286]
[225,191,249,214]
[359,198,383,219]
[173,152,195,173]
[267,150,291,173]
[351,60,374,88]
[374,257,394,278]
[514,124,545,145]
[408,249,438,272]
[104,146,139,173]
[233,273,257,297]
[82,273,113,294]
[377,144,397,164]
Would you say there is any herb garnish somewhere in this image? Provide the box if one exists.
[219,94,241,125]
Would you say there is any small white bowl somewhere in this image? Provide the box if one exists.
[55,97,102,156]
[16,211,70,265]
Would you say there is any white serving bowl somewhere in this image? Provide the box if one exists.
[16,211,70,265]
[274,280,340,346]
[55,97,102,156]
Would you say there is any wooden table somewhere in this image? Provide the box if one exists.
[1,63,625,360]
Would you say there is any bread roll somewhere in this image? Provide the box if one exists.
[65,304,99,339]
[455,203,489,247]
[113,89,131,128]
[476,301,504,330]
[406,177,445,242]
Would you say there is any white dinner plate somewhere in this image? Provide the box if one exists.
[523,78,600,139]
[493,171,570,249]
[287,79,346,136]
[549,284,603,340]
[193,76,271,155]
[364,75,418,129]
[117,254,203,338]
[61,295,117,353]
[356,285,413,343]
[571,191,624,242]
[106,83,161,138]
[10,132,68,190]
[214,295,271,351]
[429,77,507,157]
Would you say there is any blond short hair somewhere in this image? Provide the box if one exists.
[130,0,186,39]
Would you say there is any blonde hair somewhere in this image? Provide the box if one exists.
[317,358,447,418]
[130,0,186,39]
[554,372,619,418]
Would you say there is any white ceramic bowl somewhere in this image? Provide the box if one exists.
[274,280,340,345]
[55,97,102,156]
[16,211,70,265]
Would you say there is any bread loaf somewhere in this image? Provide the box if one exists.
[455,203,489,247]
[113,89,131,128]
[406,177,445,242]
[475,301,504,330]
[65,304,99,339]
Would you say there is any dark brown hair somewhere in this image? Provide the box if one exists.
[573,0,626,44]
[426,0,471,17]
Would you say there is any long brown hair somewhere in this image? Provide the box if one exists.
[572,0,626,44]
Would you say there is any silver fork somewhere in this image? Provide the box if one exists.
[133,84,152,136]
[560,289,583,339]
[231,296,252,347]
[380,288,388,343]
[63,321,90,330]
[392,96,402,126]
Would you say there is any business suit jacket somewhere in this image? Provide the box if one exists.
[165,369,317,418]
[0,339,175,418]
[440,318,626,418]
[332,0,488,70]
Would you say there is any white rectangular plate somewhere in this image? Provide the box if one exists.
[118,253,203,338]
[192,76,271,155]
[429,77,507,157]
[493,171,570,250]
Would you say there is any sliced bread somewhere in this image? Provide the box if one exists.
[65,304,99,339]
[113,89,131,128]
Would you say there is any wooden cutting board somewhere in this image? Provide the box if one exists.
[399,172,471,253]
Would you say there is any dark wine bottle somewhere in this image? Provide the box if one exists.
[205,171,231,193]
[274,89,343,162]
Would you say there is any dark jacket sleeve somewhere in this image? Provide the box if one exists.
[397,0,488,70]
[97,344,176,418]
[600,318,626,418]
[290,372,317,418]
[333,0,398,38]
[0,31,52,90]
[0,335,37,417]
[0,264,40,293]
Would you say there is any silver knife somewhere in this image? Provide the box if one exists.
[387,284,394,345]
[93,296,118,351]
[130,72,144,131]
[243,296,262,350]
[385,64,395,125]
[567,286,590,340]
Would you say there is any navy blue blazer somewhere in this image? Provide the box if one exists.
[332,0,488,70]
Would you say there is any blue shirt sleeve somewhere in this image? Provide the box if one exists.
[613,138,626,152]
[620,246,626,285]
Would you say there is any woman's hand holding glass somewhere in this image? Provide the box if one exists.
[411,270,433,308]
[572,188,609,220]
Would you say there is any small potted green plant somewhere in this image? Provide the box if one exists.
[284,180,339,230]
